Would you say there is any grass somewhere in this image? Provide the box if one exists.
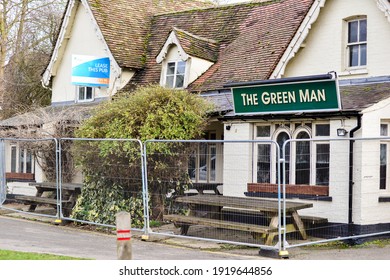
[308,238,390,250]
[0,249,89,260]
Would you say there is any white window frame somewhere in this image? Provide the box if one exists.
[164,60,187,89]
[190,132,220,183]
[380,123,390,190]
[253,122,330,186]
[76,86,94,102]
[10,144,34,174]
[254,125,273,184]
[346,17,367,69]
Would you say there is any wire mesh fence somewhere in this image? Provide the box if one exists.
[58,138,145,230]
[0,138,59,219]
[280,137,390,248]
[143,140,283,249]
[1,136,390,252]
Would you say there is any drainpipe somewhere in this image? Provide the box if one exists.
[348,114,362,239]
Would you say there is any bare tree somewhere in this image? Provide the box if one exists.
[0,0,66,119]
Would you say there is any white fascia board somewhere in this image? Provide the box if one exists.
[377,0,390,23]
[42,0,77,86]
[42,0,122,87]
[270,0,327,79]
[156,30,189,64]
[80,0,121,78]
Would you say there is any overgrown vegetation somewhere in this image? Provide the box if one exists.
[71,85,212,225]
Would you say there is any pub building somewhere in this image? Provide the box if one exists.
[218,73,390,237]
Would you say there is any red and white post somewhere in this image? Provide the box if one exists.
[116,211,132,260]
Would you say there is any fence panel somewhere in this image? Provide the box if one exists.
[59,138,145,231]
[144,139,282,249]
[281,137,390,248]
[0,138,59,219]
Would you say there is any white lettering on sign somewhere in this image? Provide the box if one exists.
[241,93,259,106]
[261,91,296,105]
[299,89,326,103]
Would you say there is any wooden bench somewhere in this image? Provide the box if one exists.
[14,182,82,217]
[164,214,278,236]
[164,194,313,245]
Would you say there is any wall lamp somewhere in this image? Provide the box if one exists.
[226,125,231,131]
[337,128,348,136]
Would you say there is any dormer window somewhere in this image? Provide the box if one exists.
[165,61,186,88]
[157,28,218,90]
[347,18,367,68]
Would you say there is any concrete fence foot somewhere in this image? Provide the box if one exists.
[116,211,132,260]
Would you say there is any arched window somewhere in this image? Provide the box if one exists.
[295,131,310,184]
[276,131,290,184]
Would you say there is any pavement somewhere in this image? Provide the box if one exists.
[1,208,390,260]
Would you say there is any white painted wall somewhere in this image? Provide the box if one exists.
[51,3,133,104]
[160,45,214,88]
[223,122,254,197]
[283,0,390,80]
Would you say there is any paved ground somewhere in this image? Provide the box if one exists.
[1,211,390,260]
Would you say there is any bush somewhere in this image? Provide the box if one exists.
[72,85,212,223]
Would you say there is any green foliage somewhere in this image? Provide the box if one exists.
[76,84,212,141]
[73,85,212,221]
[71,179,144,227]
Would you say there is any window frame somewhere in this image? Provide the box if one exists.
[253,123,330,187]
[164,60,187,89]
[346,17,367,69]
[76,86,94,103]
[189,132,220,183]
[10,144,34,174]
[380,123,390,190]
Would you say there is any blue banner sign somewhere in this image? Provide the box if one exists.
[72,55,110,87]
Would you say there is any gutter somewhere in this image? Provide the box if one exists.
[348,114,362,239]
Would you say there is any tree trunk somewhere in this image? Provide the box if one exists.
[150,183,165,221]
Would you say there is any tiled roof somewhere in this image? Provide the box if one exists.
[0,104,95,127]
[87,0,214,69]
[130,0,315,91]
[340,82,390,111]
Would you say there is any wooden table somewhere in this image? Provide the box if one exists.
[14,182,82,216]
[165,194,313,245]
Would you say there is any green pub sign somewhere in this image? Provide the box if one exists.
[232,79,341,115]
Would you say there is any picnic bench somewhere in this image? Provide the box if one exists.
[164,194,315,245]
[14,182,82,217]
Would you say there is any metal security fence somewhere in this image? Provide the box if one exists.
[0,138,59,220]
[281,137,390,249]
[2,136,390,254]
[58,138,146,231]
[143,140,283,250]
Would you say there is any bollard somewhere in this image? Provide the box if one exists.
[116,211,132,260]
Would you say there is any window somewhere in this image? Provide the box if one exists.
[347,18,367,67]
[189,132,219,183]
[295,131,310,184]
[77,86,94,102]
[380,123,389,189]
[316,144,330,186]
[315,124,330,137]
[165,61,186,88]
[276,131,291,184]
[10,145,34,174]
[254,123,330,187]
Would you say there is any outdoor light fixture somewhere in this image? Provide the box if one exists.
[226,125,231,131]
[337,128,348,136]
